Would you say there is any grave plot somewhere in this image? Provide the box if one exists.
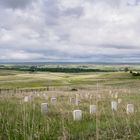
[0,85,140,139]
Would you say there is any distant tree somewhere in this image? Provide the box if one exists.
[132,72,140,76]
[129,70,140,76]
[124,67,129,72]
[30,66,37,73]
[71,88,78,91]
[130,70,133,74]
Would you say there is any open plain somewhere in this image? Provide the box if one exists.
[0,64,140,140]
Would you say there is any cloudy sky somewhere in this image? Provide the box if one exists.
[0,0,140,63]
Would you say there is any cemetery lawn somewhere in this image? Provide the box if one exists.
[0,70,140,139]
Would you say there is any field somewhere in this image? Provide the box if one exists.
[0,64,140,140]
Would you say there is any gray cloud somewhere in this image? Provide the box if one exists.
[92,0,140,7]
[62,7,84,17]
[42,0,60,25]
[0,0,140,62]
[43,0,84,26]
[0,0,33,9]
[99,44,140,50]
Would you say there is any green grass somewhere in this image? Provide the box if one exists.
[0,89,140,140]
[0,69,140,139]
[0,71,139,88]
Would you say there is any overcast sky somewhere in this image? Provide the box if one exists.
[0,0,140,63]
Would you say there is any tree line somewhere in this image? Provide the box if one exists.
[0,65,115,73]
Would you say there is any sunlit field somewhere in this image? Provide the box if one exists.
[0,67,140,140]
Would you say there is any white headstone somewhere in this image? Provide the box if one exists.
[115,93,118,99]
[127,104,134,114]
[97,94,101,99]
[41,103,48,113]
[43,93,46,97]
[75,98,80,106]
[85,94,89,99]
[111,101,118,111]
[118,98,122,104]
[90,105,97,114]
[73,110,82,121]
[76,93,79,98]
[70,97,75,104]
[51,97,57,104]
[24,96,32,102]
[90,95,93,99]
